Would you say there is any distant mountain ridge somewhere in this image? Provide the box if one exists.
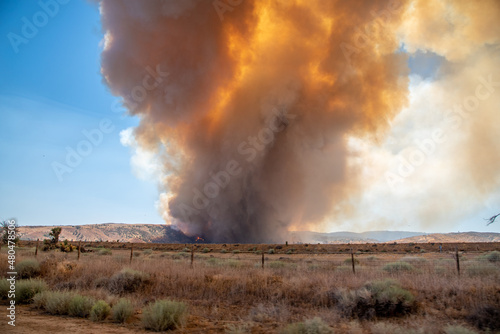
[393,232,500,243]
[18,223,195,243]
[17,223,500,244]
[290,231,426,244]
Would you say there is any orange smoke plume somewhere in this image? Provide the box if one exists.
[100,0,409,242]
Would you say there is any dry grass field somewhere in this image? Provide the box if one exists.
[1,242,500,333]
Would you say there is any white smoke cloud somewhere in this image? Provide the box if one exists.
[120,127,163,182]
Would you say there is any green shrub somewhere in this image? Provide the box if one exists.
[334,265,353,273]
[281,317,333,334]
[59,239,76,252]
[466,263,498,277]
[382,261,413,273]
[479,251,500,263]
[16,259,41,279]
[308,263,321,271]
[45,291,74,315]
[232,250,240,254]
[226,259,242,268]
[444,325,478,334]
[286,250,293,254]
[33,291,51,309]
[206,257,222,266]
[16,279,48,304]
[221,249,228,254]
[182,247,190,253]
[143,249,153,255]
[268,249,275,254]
[107,268,150,295]
[343,258,360,265]
[68,295,95,317]
[367,279,414,306]
[112,298,134,323]
[177,251,189,258]
[400,256,427,263]
[142,299,188,331]
[98,248,112,256]
[0,279,10,301]
[202,248,210,253]
[90,300,111,322]
[269,261,286,269]
[333,279,415,319]
[42,239,58,251]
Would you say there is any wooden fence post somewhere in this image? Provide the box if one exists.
[130,244,134,264]
[77,240,81,260]
[455,247,460,277]
[190,247,194,268]
[351,248,356,274]
[35,239,39,257]
[262,252,265,269]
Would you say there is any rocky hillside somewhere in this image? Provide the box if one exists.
[290,231,426,244]
[393,232,500,243]
[18,223,194,243]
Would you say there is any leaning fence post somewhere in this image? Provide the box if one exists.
[262,251,265,269]
[77,240,81,260]
[455,247,460,277]
[190,246,194,268]
[351,248,356,274]
[130,244,134,264]
[35,238,39,257]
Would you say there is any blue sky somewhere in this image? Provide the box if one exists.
[0,0,164,226]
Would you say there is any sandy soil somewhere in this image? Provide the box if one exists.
[0,305,266,334]
[0,305,146,334]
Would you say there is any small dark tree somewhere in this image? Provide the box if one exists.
[49,227,62,244]
[1,220,19,245]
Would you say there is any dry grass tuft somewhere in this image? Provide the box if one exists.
[281,317,333,334]
[107,268,150,295]
[142,299,188,331]
[90,300,111,321]
[111,298,134,323]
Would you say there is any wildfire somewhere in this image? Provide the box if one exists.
[100,0,413,242]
